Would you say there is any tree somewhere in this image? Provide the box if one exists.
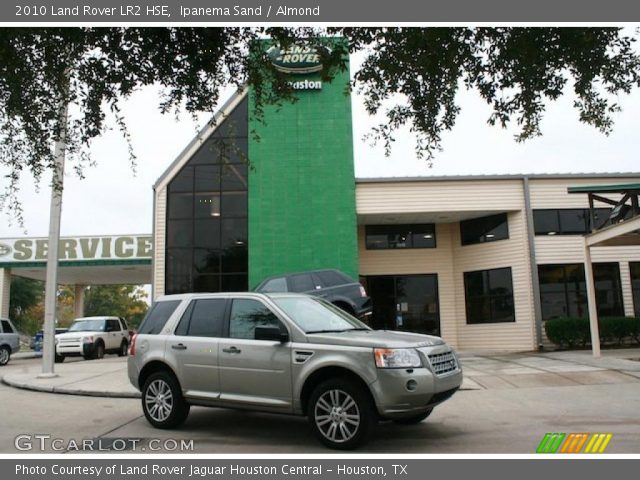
[83,284,149,328]
[1,27,639,221]
[9,276,44,334]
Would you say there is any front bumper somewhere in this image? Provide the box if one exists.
[56,342,96,357]
[369,346,463,418]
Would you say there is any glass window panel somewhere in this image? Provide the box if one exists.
[222,141,249,165]
[460,213,509,245]
[190,138,224,165]
[221,192,248,217]
[409,224,436,248]
[489,268,512,293]
[168,167,193,193]
[288,274,315,292]
[260,277,288,293]
[185,299,226,337]
[592,208,612,230]
[194,218,221,248]
[193,249,220,274]
[593,263,624,317]
[167,220,192,248]
[464,267,514,324]
[168,193,193,219]
[221,164,248,190]
[138,300,181,335]
[631,262,640,317]
[221,246,247,274]
[194,165,220,192]
[221,218,247,249]
[365,224,435,249]
[194,193,221,218]
[193,274,220,293]
[165,276,192,295]
[315,270,348,287]
[533,210,560,235]
[490,296,515,322]
[558,209,588,234]
[166,248,192,278]
[212,98,248,138]
[220,274,248,292]
[229,299,282,339]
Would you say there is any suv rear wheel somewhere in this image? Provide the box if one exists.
[0,346,10,366]
[308,378,375,450]
[117,340,128,357]
[142,371,190,429]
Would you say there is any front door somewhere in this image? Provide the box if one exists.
[218,298,292,410]
[364,274,440,336]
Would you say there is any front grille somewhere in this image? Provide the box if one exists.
[59,337,80,343]
[428,351,458,376]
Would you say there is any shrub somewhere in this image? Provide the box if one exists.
[545,316,640,348]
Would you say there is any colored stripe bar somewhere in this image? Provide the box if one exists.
[537,433,566,453]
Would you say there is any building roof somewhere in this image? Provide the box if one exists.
[355,173,640,184]
[567,183,640,194]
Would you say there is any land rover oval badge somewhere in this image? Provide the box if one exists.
[267,44,327,74]
[0,243,11,258]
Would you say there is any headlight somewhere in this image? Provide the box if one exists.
[83,336,94,344]
[374,348,422,368]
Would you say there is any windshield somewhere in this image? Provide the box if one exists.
[68,319,106,332]
[272,296,370,333]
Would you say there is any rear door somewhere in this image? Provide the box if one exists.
[105,318,124,349]
[0,319,19,351]
[168,298,227,399]
[218,298,293,410]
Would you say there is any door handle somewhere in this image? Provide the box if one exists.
[171,343,187,350]
[222,346,241,354]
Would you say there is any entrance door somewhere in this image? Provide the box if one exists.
[364,274,440,336]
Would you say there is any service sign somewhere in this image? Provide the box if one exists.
[0,235,153,263]
[267,44,328,74]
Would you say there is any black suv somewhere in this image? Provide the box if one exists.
[254,269,372,318]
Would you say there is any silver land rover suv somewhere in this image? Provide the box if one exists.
[128,292,462,449]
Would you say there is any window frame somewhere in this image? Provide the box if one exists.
[463,267,516,324]
[174,298,229,338]
[224,297,288,341]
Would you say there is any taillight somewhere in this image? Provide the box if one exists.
[359,285,367,298]
[129,334,137,356]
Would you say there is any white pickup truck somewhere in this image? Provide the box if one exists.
[0,318,20,366]
[55,316,130,362]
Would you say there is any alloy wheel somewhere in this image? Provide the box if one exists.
[0,348,9,365]
[144,379,174,423]
[314,389,361,444]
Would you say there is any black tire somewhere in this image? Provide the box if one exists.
[308,377,375,450]
[54,353,65,363]
[117,340,128,357]
[0,346,10,366]
[93,341,105,360]
[142,371,190,429]
[393,408,433,425]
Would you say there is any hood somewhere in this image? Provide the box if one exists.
[56,331,98,339]
[304,329,445,348]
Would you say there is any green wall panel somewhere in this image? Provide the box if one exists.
[248,46,358,287]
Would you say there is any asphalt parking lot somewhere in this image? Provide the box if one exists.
[1,350,639,453]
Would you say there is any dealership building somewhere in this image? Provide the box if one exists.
[149,44,640,351]
[2,44,640,351]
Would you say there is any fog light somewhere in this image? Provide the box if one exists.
[406,379,418,391]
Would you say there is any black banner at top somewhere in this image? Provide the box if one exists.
[3,0,640,23]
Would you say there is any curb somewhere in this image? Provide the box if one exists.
[1,376,141,399]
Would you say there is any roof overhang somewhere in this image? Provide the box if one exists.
[585,215,640,247]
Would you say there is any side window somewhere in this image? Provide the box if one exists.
[229,299,283,340]
[119,318,128,331]
[260,277,288,293]
[288,274,315,292]
[180,299,227,338]
[315,270,349,287]
[1,320,13,333]
[107,319,120,332]
[138,300,182,335]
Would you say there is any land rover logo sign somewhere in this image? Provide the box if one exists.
[267,44,327,75]
[0,243,11,258]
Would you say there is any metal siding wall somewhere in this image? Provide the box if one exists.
[153,187,167,299]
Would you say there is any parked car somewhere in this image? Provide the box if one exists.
[0,318,20,366]
[254,269,372,318]
[55,316,130,362]
[128,293,462,449]
[31,328,69,352]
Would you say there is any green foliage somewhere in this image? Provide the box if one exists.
[8,276,44,335]
[83,285,149,328]
[2,28,640,223]
[545,316,640,348]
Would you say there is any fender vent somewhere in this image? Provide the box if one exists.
[294,350,314,364]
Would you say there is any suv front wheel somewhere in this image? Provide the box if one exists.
[308,378,375,450]
[142,371,190,429]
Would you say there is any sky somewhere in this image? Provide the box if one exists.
[1,48,640,239]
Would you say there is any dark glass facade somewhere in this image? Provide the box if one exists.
[460,213,509,246]
[362,274,440,335]
[365,224,436,249]
[464,267,515,324]
[533,208,611,235]
[537,263,624,320]
[631,262,640,317]
[165,98,249,294]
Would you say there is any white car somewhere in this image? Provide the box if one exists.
[55,316,130,362]
[0,318,20,366]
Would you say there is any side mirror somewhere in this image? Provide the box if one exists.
[255,326,289,342]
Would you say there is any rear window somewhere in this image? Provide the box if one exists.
[316,270,351,287]
[259,277,287,293]
[1,320,13,334]
[138,300,181,335]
